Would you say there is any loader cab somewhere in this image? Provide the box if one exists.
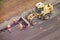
[35,2,44,13]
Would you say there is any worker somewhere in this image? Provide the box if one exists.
[12,19,17,24]
[7,24,11,32]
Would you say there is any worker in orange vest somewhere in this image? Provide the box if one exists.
[12,19,17,24]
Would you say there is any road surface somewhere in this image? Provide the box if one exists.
[0,1,60,40]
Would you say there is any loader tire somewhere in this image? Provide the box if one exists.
[44,13,51,20]
[41,13,51,20]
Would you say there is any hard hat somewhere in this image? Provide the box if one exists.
[7,25,11,28]
[13,19,16,21]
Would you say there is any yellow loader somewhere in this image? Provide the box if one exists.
[15,2,54,30]
[27,2,54,21]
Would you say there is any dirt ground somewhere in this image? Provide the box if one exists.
[0,0,45,23]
